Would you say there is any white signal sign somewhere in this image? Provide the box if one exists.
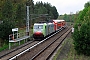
[12,28,18,32]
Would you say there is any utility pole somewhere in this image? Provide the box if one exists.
[26,6,30,36]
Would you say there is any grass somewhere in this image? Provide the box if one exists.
[0,44,9,52]
[0,40,26,52]
[52,47,61,60]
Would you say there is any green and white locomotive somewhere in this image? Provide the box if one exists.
[33,22,55,40]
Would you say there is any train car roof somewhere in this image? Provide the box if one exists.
[34,22,53,26]
[53,20,65,23]
[34,23,47,25]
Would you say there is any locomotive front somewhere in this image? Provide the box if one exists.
[33,23,46,40]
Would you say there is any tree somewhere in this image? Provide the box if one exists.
[73,6,90,56]
[51,6,59,19]
[37,7,47,14]
[0,0,16,45]
[2,0,13,21]
[0,21,15,44]
[63,14,69,22]
[15,3,26,27]
[34,1,59,19]
[84,1,90,8]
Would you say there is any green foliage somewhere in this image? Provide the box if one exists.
[0,21,15,43]
[73,6,90,56]
[34,1,59,19]
[78,8,88,22]
[51,6,59,19]
[58,13,76,22]
[37,6,48,14]
[1,0,13,21]
[0,0,16,44]
[15,3,26,27]
[84,1,90,8]
[0,44,9,52]
[63,14,70,22]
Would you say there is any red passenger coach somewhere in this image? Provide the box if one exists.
[53,20,66,31]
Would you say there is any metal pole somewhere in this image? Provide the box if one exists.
[19,41,20,45]
[9,35,10,49]
[9,43,11,49]
[13,32,14,40]
[26,6,30,36]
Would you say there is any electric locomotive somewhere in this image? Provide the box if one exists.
[33,22,55,40]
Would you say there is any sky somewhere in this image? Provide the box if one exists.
[34,0,89,15]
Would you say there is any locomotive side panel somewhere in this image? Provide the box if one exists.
[46,23,55,35]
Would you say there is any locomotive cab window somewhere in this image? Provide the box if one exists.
[34,25,43,29]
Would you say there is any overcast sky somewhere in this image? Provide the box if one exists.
[34,0,89,15]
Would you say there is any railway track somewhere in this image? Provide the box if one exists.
[0,40,39,60]
[32,27,71,60]
[0,27,71,60]
[12,27,71,60]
